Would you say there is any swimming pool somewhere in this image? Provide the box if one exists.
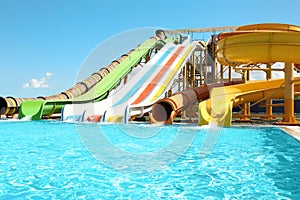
[0,121,300,199]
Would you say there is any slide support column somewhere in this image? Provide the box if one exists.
[282,62,297,123]
[265,64,274,119]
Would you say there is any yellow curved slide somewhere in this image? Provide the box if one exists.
[216,24,300,66]
[216,23,300,66]
[199,78,300,126]
[199,23,300,126]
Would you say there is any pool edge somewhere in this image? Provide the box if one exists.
[280,126,300,142]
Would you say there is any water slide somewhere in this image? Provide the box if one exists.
[199,78,300,126]
[0,49,128,117]
[216,23,300,67]
[199,23,300,126]
[61,42,176,121]
[81,41,198,123]
[100,40,198,123]
[17,37,162,120]
[150,82,242,124]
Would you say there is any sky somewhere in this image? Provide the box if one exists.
[1,0,300,97]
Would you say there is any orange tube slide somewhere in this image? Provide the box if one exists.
[151,82,241,124]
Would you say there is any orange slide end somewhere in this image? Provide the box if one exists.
[151,81,242,124]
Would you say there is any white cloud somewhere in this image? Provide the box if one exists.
[22,72,53,88]
[46,72,52,77]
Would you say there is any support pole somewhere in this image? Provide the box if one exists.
[192,53,196,87]
[281,62,297,123]
[204,49,208,84]
[220,65,224,82]
[182,65,187,118]
[178,70,181,92]
[265,64,273,119]
[190,54,197,120]
[266,63,272,80]
[228,66,232,82]
[241,104,248,120]
[239,68,251,121]
[200,50,203,84]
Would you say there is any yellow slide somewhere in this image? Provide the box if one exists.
[199,23,300,126]
[216,23,300,66]
[199,78,300,126]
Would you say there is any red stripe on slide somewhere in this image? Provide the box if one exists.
[132,46,185,105]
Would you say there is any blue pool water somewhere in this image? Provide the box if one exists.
[0,121,300,199]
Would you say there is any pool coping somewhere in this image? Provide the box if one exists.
[279,126,300,142]
[231,123,300,142]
